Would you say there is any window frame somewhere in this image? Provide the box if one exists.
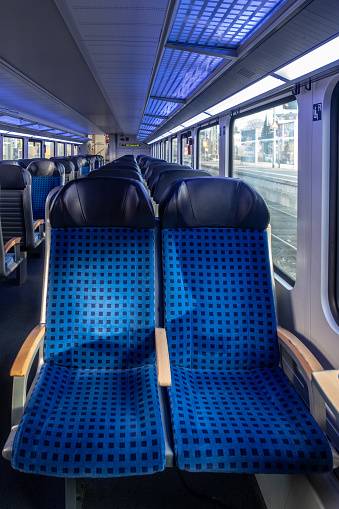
[3,136,23,160]
[180,131,192,166]
[329,81,339,323]
[230,94,297,286]
[171,136,178,163]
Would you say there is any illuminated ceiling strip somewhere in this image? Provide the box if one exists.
[165,42,237,60]
[275,35,339,80]
[143,114,168,120]
[181,112,211,128]
[205,76,285,116]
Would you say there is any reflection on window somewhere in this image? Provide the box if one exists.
[171,137,177,163]
[181,134,192,167]
[232,100,298,282]
[45,141,54,159]
[3,137,23,160]
[165,139,169,161]
[67,144,72,156]
[28,141,41,159]
[74,146,78,156]
[57,143,65,156]
[198,125,219,176]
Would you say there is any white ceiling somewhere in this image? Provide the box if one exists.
[54,0,169,134]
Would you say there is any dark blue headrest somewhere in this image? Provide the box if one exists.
[50,177,154,228]
[0,160,22,167]
[0,165,30,189]
[88,168,142,181]
[27,159,62,177]
[50,158,75,174]
[159,177,270,229]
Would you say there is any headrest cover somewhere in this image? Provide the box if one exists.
[27,159,62,177]
[50,177,155,228]
[51,158,75,174]
[88,169,142,181]
[0,165,30,189]
[0,160,21,167]
[159,177,270,229]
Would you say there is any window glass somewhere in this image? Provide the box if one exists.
[164,139,169,161]
[57,143,65,156]
[171,137,178,163]
[3,137,23,160]
[28,141,41,159]
[45,141,54,159]
[74,146,79,155]
[232,100,298,282]
[181,134,193,166]
[198,124,219,176]
[66,144,72,156]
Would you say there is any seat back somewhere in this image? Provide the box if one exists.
[152,169,212,202]
[26,159,64,219]
[50,158,75,182]
[45,177,155,370]
[88,168,143,182]
[159,177,278,370]
[0,165,37,250]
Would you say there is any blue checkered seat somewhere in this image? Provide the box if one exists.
[159,177,333,474]
[26,159,65,220]
[10,177,166,477]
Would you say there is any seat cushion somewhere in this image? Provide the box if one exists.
[12,363,166,477]
[168,365,332,474]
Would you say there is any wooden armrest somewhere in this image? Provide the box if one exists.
[4,237,21,253]
[313,370,339,419]
[277,326,323,381]
[155,328,171,387]
[33,219,44,230]
[10,324,45,377]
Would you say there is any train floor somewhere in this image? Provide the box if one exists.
[0,254,267,509]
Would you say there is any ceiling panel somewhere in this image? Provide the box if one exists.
[55,0,169,134]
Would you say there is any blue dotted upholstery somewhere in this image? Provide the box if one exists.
[31,176,62,219]
[162,228,279,370]
[5,253,15,270]
[12,363,164,477]
[44,228,155,369]
[162,227,332,474]
[81,164,90,176]
[12,226,166,477]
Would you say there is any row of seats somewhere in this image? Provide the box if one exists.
[4,175,333,493]
[0,155,104,284]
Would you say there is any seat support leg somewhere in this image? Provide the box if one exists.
[65,479,84,509]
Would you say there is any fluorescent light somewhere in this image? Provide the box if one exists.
[276,35,339,80]
[168,125,184,134]
[181,112,210,128]
[206,76,285,116]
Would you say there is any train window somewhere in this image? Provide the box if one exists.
[66,144,72,156]
[57,143,65,156]
[74,146,79,155]
[181,133,193,166]
[3,136,23,160]
[198,124,219,176]
[164,139,169,161]
[171,137,177,162]
[28,140,41,159]
[232,99,298,282]
[45,141,54,158]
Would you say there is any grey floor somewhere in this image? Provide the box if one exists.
[0,255,267,509]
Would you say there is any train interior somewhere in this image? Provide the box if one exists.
[1,0,339,508]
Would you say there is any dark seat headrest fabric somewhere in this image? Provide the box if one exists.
[50,158,75,174]
[27,159,62,177]
[0,160,22,167]
[152,169,212,201]
[50,177,154,228]
[159,177,270,230]
[88,168,142,181]
[76,157,89,166]
[0,165,30,189]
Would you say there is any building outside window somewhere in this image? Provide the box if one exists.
[3,137,23,160]
[198,124,219,176]
[232,100,298,282]
[28,141,41,159]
